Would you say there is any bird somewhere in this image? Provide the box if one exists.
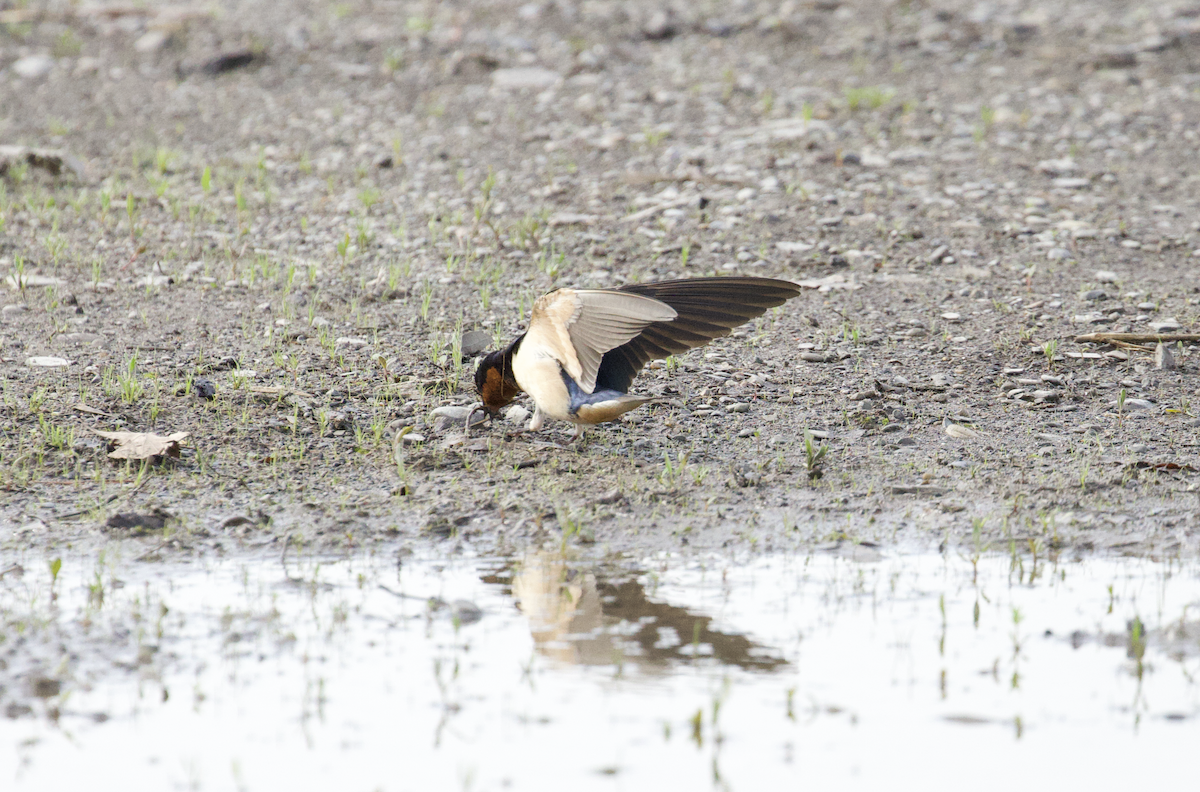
[471,276,801,439]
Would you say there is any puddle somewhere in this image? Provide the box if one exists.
[1,547,1198,789]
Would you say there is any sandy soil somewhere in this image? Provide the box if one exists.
[2,0,1200,560]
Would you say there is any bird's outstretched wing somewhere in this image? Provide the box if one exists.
[594,277,801,393]
[529,289,678,394]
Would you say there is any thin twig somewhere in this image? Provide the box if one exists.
[1075,332,1200,344]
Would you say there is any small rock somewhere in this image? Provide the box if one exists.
[193,377,217,401]
[200,50,258,75]
[12,54,54,79]
[548,212,597,226]
[59,332,101,345]
[335,337,369,348]
[1149,319,1182,333]
[1111,398,1154,411]
[1154,343,1177,371]
[30,677,61,698]
[727,403,751,413]
[1047,247,1072,261]
[1037,158,1077,176]
[491,67,560,90]
[401,433,425,444]
[431,405,473,421]
[574,93,598,114]
[642,9,677,40]
[3,304,30,314]
[138,273,172,288]
[460,330,491,358]
[1095,270,1119,283]
[1053,177,1091,189]
[1082,289,1108,301]
[107,509,172,533]
[74,56,102,75]
[26,356,71,367]
[505,405,531,425]
[135,30,170,53]
[1091,47,1137,69]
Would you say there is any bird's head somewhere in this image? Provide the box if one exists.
[474,341,522,415]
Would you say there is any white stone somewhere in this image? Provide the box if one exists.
[492,68,561,90]
[12,54,54,79]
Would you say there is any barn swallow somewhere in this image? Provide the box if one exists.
[472,276,801,438]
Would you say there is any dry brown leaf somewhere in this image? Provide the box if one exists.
[93,430,189,460]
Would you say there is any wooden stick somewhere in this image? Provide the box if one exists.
[1075,332,1200,344]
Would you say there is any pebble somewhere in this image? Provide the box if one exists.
[727,403,751,414]
[193,377,217,400]
[335,337,369,347]
[26,356,71,367]
[1047,248,1071,260]
[60,333,102,345]
[1154,343,1177,371]
[1094,271,1119,283]
[12,54,54,79]
[1037,158,1077,176]
[1052,177,1091,189]
[135,30,171,53]
[431,406,474,420]
[1112,398,1154,411]
[1082,290,1108,302]
[491,67,560,90]
[642,9,677,40]
[505,405,530,424]
[459,330,492,358]
[1149,319,1182,332]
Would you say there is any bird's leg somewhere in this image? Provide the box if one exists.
[568,424,588,445]
[527,407,545,432]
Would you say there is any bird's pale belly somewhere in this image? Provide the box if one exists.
[512,350,574,422]
[512,350,650,426]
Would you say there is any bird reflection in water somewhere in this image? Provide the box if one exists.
[488,552,787,673]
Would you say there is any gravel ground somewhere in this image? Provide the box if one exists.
[2,0,1200,559]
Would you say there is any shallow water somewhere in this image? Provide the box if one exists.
[1,545,1197,790]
